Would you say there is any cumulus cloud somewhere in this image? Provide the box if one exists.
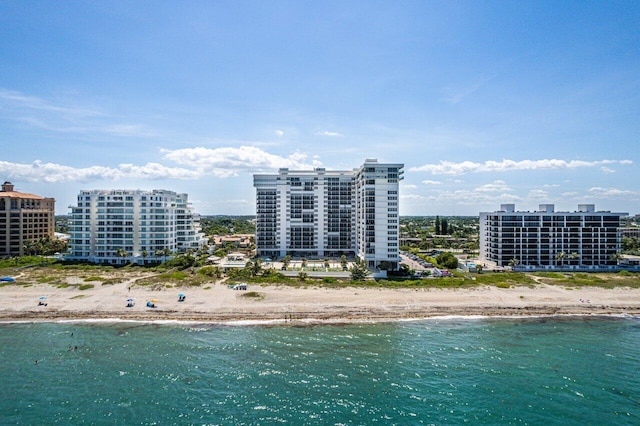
[274,130,284,137]
[0,146,320,183]
[587,187,636,198]
[161,146,320,177]
[401,184,417,190]
[0,160,199,183]
[600,167,615,174]
[315,131,343,137]
[527,189,549,199]
[409,159,633,175]
[424,188,521,207]
[475,180,512,193]
[422,180,441,185]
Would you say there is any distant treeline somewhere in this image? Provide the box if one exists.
[200,216,256,235]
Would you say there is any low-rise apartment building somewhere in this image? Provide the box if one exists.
[480,204,627,270]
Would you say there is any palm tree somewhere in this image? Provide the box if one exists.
[251,259,262,276]
[324,258,330,270]
[340,254,348,271]
[508,258,520,270]
[555,251,567,269]
[141,249,148,265]
[282,255,291,270]
[115,248,129,264]
[155,248,171,264]
[610,251,622,265]
[301,258,308,270]
[569,252,579,267]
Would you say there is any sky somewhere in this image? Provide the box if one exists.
[1,0,639,216]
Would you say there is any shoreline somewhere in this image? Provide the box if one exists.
[0,283,640,326]
[1,310,638,326]
[1,278,639,325]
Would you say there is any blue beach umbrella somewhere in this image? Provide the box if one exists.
[39,296,47,300]
[178,293,185,298]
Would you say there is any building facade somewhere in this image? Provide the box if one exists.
[68,189,205,264]
[0,182,55,257]
[480,204,627,270]
[253,159,403,269]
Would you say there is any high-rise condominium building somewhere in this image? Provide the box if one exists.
[253,159,403,269]
[69,189,205,264]
[0,181,55,257]
[479,204,627,270]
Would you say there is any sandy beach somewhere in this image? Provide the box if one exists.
[1,274,640,323]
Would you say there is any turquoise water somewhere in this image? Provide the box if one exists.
[0,317,638,425]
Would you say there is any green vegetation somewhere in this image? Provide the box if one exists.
[622,236,640,255]
[240,291,264,300]
[0,256,57,269]
[197,266,223,278]
[400,216,479,253]
[200,216,255,235]
[23,236,68,256]
[2,250,640,291]
[436,252,459,270]
[350,258,370,281]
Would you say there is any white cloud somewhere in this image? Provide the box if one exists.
[401,184,417,190]
[0,88,156,138]
[0,160,199,183]
[421,180,441,185]
[601,167,615,174]
[587,187,636,198]
[315,131,343,137]
[161,146,320,177]
[527,189,549,199]
[274,130,284,137]
[0,88,101,117]
[0,146,321,183]
[475,180,512,193]
[400,194,425,200]
[409,159,633,175]
[441,75,495,105]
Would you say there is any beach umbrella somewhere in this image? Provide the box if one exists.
[127,298,134,302]
[178,292,185,297]
[39,296,47,300]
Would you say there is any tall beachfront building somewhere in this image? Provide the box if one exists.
[68,189,205,264]
[479,204,627,270]
[253,159,403,270]
[0,181,55,257]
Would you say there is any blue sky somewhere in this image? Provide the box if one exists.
[1,0,638,216]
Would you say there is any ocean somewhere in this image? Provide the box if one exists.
[0,316,638,425]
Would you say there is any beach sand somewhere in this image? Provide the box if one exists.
[1,274,639,323]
